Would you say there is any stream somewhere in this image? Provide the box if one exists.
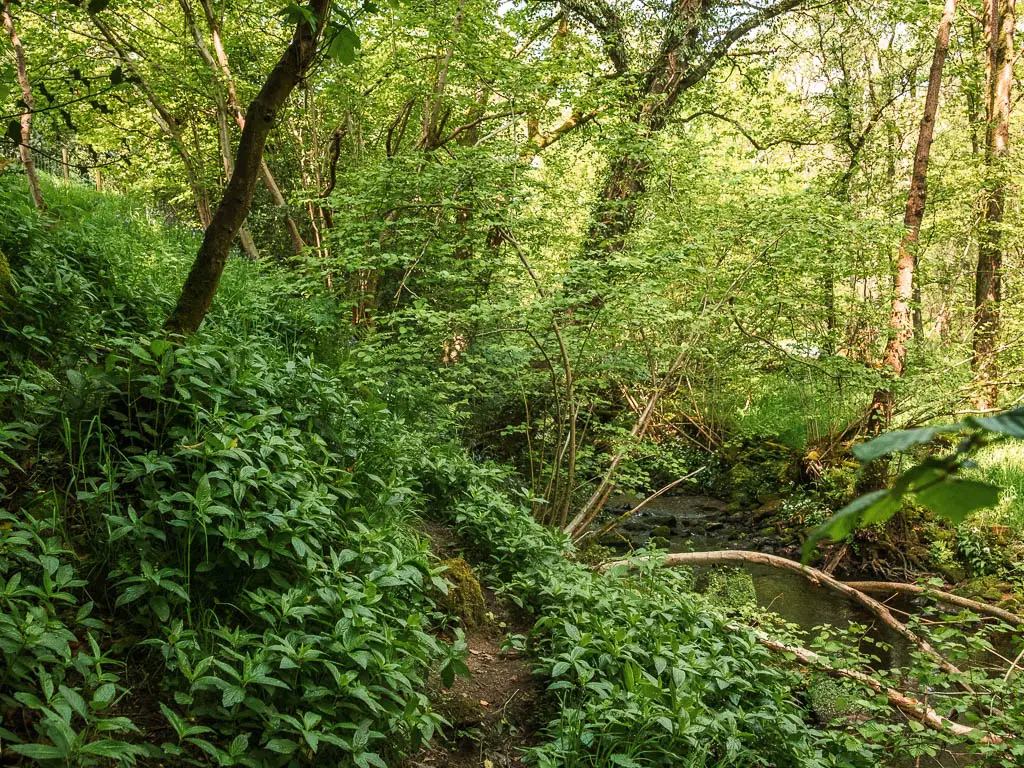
[605,493,1013,766]
[608,493,913,666]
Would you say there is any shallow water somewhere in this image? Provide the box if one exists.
[609,493,1011,766]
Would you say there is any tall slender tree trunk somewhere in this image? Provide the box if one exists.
[2,0,44,210]
[882,0,958,377]
[972,0,1014,410]
[89,11,213,227]
[178,0,259,259]
[194,0,307,255]
[164,0,330,335]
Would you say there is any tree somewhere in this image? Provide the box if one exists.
[972,0,1015,410]
[2,0,44,209]
[164,0,332,334]
[869,0,959,429]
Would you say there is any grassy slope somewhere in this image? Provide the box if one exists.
[0,176,867,767]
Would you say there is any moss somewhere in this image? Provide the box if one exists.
[436,558,486,629]
[0,247,12,299]
[650,525,672,538]
[695,567,757,610]
[806,675,854,725]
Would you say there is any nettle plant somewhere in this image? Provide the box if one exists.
[805,408,1024,558]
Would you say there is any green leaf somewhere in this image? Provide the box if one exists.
[327,24,360,64]
[279,2,316,25]
[81,739,136,758]
[265,738,298,754]
[92,683,117,708]
[852,427,940,462]
[439,659,455,688]
[968,407,1024,438]
[803,489,902,562]
[12,744,66,760]
[915,478,1000,524]
[150,595,170,622]
[222,685,246,708]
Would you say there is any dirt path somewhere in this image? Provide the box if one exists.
[406,521,545,768]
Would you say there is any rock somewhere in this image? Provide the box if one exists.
[648,514,677,530]
[649,536,670,550]
[955,575,1011,604]
[650,525,672,538]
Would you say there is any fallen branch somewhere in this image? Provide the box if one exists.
[750,629,1004,744]
[601,550,968,681]
[844,581,1024,627]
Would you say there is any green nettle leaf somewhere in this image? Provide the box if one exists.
[12,744,66,760]
[439,659,455,688]
[915,478,1000,524]
[803,489,902,561]
[222,685,246,708]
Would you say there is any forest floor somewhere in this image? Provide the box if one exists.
[406,522,545,768]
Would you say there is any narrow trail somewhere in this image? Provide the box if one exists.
[407,521,545,768]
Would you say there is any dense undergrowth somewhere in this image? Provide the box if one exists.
[3,176,1019,767]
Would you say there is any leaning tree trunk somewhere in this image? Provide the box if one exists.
[870,0,958,428]
[2,0,44,210]
[972,0,1014,411]
[194,0,307,255]
[164,0,330,334]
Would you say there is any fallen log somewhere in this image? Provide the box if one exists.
[750,629,1004,745]
[601,550,969,681]
[843,581,1023,627]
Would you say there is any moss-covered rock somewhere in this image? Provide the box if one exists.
[806,675,856,725]
[955,575,1011,603]
[436,558,486,629]
[695,567,757,610]
[650,525,672,538]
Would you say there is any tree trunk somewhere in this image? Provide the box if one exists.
[90,11,213,228]
[880,0,957,378]
[2,0,44,210]
[187,0,306,255]
[215,106,261,260]
[972,0,1014,411]
[164,0,330,334]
